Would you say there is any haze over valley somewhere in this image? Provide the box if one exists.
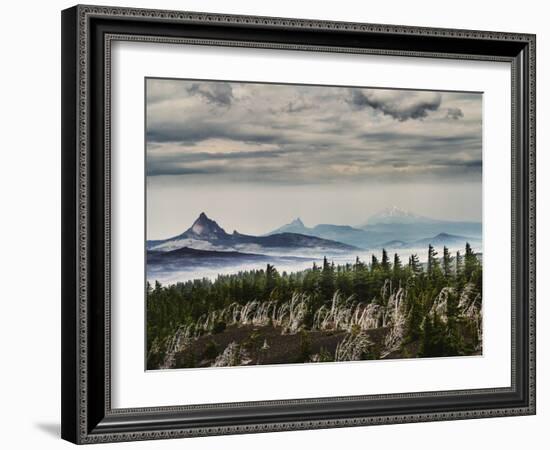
[147,207,481,285]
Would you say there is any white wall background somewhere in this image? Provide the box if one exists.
[0,0,545,448]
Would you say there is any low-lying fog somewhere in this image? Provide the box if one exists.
[147,243,482,287]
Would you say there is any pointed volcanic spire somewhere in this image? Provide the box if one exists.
[187,212,227,238]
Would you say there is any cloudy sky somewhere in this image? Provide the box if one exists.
[146,78,482,239]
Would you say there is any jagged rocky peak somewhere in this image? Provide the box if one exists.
[290,217,304,227]
[188,212,227,237]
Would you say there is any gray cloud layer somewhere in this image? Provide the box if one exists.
[146,79,482,185]
[346,88,442,121]
[447,107,464,120]
[187,82,234,107]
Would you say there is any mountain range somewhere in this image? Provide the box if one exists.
[267,207,481,248]
[380,232,480,249]
[148,209,480,260]
[147,212,358,256]
[147,210,481,282]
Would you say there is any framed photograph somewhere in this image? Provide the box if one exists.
[61,5,536,444]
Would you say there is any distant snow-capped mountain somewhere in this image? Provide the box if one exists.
[365,206,439,225]
[147,213,358,255]
[266,209,482,249]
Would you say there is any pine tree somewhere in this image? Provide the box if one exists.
[406,297,423,342]
[320,256,335,302]
[154,280,162,293]
[427,245,441,280]
[409,254,421,274]
[393,253,402,279]
[455,250,463,278]
[335,268,353,298]
[371,254,380,271]
[353,260,369,303]
[445,289,464,355]
[381,248,391,273]
[264,264,278,298]
[442,246,452,279]
[464,242,476,281]
[420,313,447,357]
[427,244,437,277]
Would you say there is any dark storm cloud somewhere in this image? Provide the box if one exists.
[187,82,234,107]
[447,107,464,120]
[145,79,482,183]
[286,100,315,114]
[346,88,442,121]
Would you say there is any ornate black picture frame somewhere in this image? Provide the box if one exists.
[61,4,536,444]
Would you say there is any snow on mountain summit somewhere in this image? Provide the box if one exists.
[375,206,416,218]
[367,206,435,225]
